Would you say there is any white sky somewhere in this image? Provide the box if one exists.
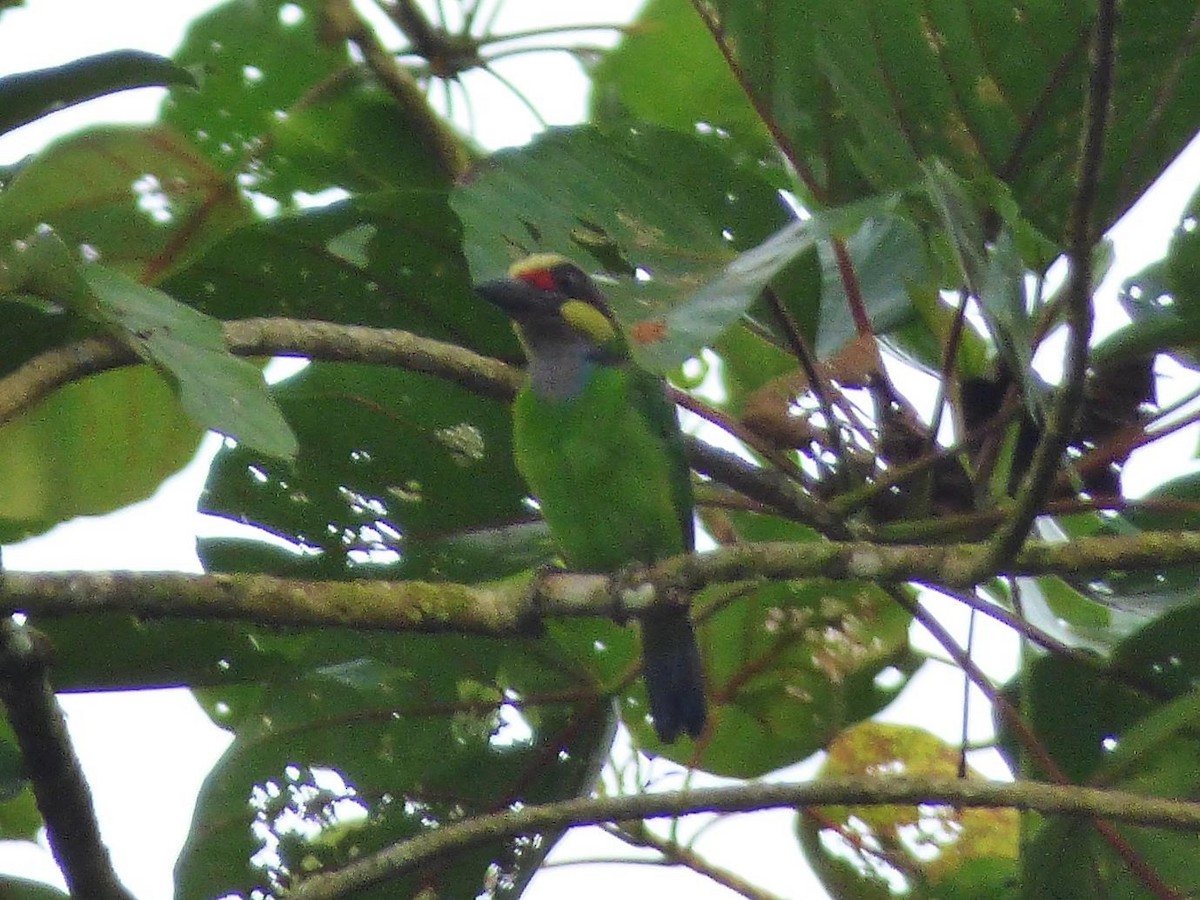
[0,1,1198,898]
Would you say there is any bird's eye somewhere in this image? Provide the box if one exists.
[553,263,592,299]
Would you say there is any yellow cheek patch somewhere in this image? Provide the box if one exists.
[509,253,568,280]
[561,299,616,344]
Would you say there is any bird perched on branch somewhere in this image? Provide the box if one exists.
[476,253,707,742]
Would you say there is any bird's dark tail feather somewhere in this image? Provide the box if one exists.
[640,609,706,743]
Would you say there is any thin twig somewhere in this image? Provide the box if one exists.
[606,820,785,900]
[762,286,852,483]
[979,0,1115,574]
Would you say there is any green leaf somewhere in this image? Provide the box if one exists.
[0,876,68,899]
[197,362,525,579]
[176,635,612,899]
[82,265,297,460]
[270,81,453,194]
[815,212,929,359]
[0,227,99,319]
[0,368,199,541]
[998,653,1149,783]
[706,0,1200,240]
[453,124,794,370]
[161,0,351,197]
[0,125,247,282]
[165,191,507,354]
[1025,687,1200,898]
[591,0,774,157]
[1113,603,1200,700]
[0,50,194,137]
[1,230,295,460]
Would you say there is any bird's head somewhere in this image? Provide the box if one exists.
[476,254,626,363]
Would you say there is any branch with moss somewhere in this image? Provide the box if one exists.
[7,529,1200,632]
[283,776,1200,899]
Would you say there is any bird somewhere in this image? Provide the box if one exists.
[476,253,707,743]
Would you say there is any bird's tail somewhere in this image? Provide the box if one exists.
[640,609,707,743]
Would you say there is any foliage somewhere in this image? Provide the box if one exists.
[0,0,1198,898]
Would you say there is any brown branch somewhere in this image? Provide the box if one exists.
[284,777,1200,899]
[0,318,522,427]
[0,620,133,900]
[0,317,832,526]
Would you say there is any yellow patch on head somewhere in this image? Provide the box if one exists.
[561,299,616,344]
[509,253,568,279]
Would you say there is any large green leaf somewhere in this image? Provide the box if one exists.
[84,265,297,459]
[705,0,1200,240]
[161,0,353,202]
[1,229,295,460]
[176,634,613,899]
[165,191,507,353]
[590,0,773,158]
[0,120,250,536]
[0,368,199,542]
[998,653,1150,784]
[1025,687,1200,897]
[453,124,795,370]
[197,362,526,577]
[0,124,247,283]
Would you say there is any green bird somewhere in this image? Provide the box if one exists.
[477,253,707,743]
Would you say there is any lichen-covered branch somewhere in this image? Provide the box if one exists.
[7,530,1200,633]
[284,776,1200,899]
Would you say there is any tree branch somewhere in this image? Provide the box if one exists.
[0,318,522,427]
[0,317,838,526]
[0,620,133,900]
[283,777,1200,898]
[8,530,1200,633]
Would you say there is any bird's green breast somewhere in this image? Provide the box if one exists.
[513,365,687,572]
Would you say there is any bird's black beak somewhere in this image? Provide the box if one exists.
[476,279,557,322]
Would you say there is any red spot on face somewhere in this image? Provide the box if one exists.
[630,319,668,345]
[519,269,557,292]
